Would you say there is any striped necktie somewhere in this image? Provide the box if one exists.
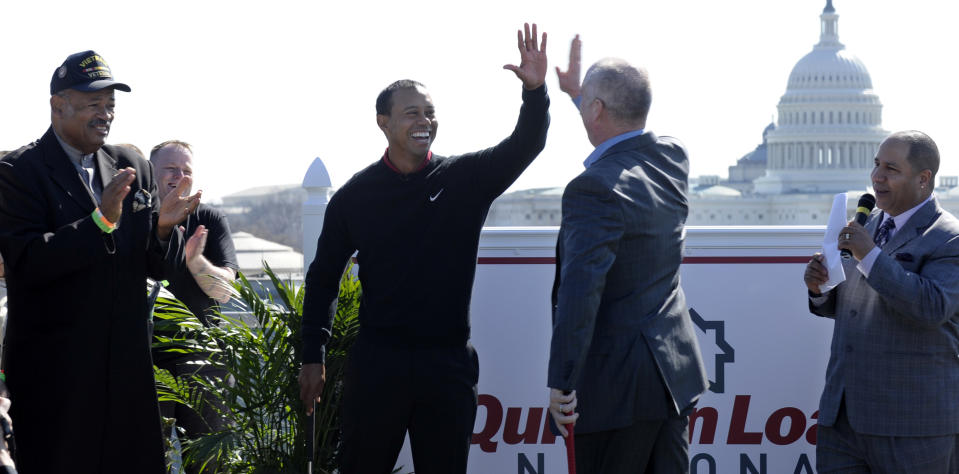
[874,218,896,248]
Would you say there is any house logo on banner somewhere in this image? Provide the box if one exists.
[684,307,819,474]
[689,308,735,394]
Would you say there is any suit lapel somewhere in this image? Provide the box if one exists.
[882,199,939,254]
[96,148,118,190]
[40,128,97,211]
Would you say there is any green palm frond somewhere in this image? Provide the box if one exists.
[153,263,361,473]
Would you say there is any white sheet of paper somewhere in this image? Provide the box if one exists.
[819,192,847,293]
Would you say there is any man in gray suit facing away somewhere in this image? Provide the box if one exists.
[547,36,708,473]
[804,131,959,473]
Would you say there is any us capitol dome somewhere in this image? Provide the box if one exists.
[751,0,887,195]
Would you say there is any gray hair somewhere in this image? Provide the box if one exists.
[582,58,651,125]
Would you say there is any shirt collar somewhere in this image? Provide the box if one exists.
[52,130,93,168]
[882,195,933,231]
[382,148,432,174]
[583,129,645,168]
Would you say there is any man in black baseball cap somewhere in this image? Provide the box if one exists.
[47,50,132,159]
[0,50,200,473]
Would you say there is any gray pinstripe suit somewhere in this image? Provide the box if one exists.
[810,199,959,437]
[548,132,709,438]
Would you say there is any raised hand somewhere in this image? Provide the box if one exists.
[555,34,582,99]
[503,22,548,90]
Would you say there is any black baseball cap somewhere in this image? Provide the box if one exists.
[50,50,131,95]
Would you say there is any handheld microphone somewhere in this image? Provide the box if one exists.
[841,193,876,259]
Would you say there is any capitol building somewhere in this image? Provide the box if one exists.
[486,1,959,227]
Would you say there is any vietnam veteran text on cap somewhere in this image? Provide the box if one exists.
[50,50,131,95]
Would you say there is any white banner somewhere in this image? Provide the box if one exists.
[395,227,829,474]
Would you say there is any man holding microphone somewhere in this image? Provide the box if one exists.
[804,131,959,473]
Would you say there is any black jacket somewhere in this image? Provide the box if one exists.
[0,127,183,473]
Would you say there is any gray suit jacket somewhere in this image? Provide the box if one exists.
[548,132,708,434]
[810,199,959,436]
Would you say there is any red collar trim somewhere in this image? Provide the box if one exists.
[381,149,432,174]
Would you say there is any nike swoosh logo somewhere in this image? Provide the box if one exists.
[429,189,444,202]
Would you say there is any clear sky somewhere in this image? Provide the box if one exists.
[2,0,956,201]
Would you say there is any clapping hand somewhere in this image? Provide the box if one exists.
[100,168,136,223]
[184,224,208,264]
[157,176,201,240]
